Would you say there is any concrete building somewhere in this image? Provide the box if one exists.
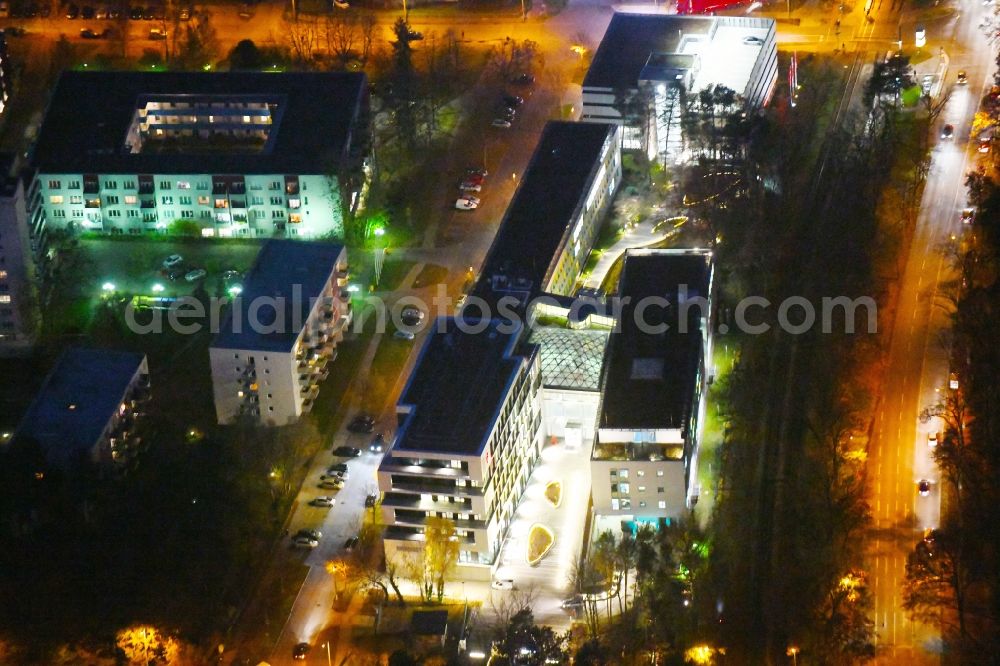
[0,32,13,119]
[469,121,621,316]
[591,249,714,533]
[209,240,350,425]
[12,347,150,473]
[378,318,542,580]
[29,71,368,240]
[0,155,37,356]
[581,13,777,159]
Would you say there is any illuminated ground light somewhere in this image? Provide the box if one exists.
[544,480,562,508]
[526,523,554,566]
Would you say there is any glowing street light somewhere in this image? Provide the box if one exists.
[151,283,165,293]
[102,282,116,293]
[786,645,800,665]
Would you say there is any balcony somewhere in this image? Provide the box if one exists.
[389,479,484,498]
[592,440,686,462]
[301,385,319,401]
[381,492,473,513]
[302,399,314,413]
[140,198,156,209]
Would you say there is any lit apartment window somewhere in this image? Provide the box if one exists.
[0,295,10,303]
[636,470,645,477]
[0,271,6,279]
[124,195,138,205]
[658,500,667,509]
[161,196,173,205]
[656,470,664,477]
[214,199,228,209]
[637,486,646,492]
[612,499,620,510]
[177,181,191,189]
[198,195,210,205]
[639,501,646,508]
[288,198,301,209]
[49,195,64,204]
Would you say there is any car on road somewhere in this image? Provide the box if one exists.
[941,124,954,139]
[466,167,488,177]
[560,595,583,609]
[129,5,143,19]
[917,479,931,496]
[310,496,336,508]
[80,28,102,38]
[401,307,425,327]
[293,642,311,660]
[491,579,515,590]
[394,329,416,340]
[502,94,524,107]
[957,70,968,85]
[293,535,319,548]
[511,73,535,85]
[979,136,992,154]
[162,254,184,269]
[961,207,975,224]
[297,528,323,541]
[344,536,360,551]
[742,35,765,45]
[95,6,108,18]
[66,4,80,18]
[327,462,349,475]
[464,172,486,184]
[2,26,25,36]
[459,181,482,192]
[369,433,385,453]
[184,268,207,282]
[333,0,350,7]
[319,478,344,490]
[149,27,167,39]
[927,432,938,448]
[491,119,512,129]
[455,197,479,210]
[333,445,362,458]
[365,493,378,507]
[348,413,375,433]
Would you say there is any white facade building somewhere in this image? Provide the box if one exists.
[0,156,38,356]
[209,240,350,425]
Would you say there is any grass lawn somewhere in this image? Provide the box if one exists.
[375,259,417,291]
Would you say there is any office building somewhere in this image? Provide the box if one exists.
[581,14,777,158]
[0,155,37,356]
[209,240,350,425]
[591,249,714,533]
[13,347,150,473]
[29,71,368,239]
[377,318,542,580]
[469,121,620,316]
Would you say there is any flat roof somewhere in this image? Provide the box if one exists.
[212,240,344,353]
[600,250,712,431]
[470,121,616,312]
[527,327,609,391]
[15,347,146,468]
[32,71,366,175]
[584,14,772,91]
[393,318,531,456]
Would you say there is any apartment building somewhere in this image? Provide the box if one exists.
[13,347,150,473]
[592,249,714,533]
[29,71,368,240]
[209,240,350,425]
[469,121,621,316]
[0,155,37,356]
[581,13,777,158]
[378,318,542,580]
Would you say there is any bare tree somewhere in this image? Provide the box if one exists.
[359,12,378,65]
[324,13,359,68]
[286,18,320,66]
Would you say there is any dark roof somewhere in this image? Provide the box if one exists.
[470,121,616,312]
[393,318,531,456]
[600,250,712,432]
[15,348,146,468]
[212,240,344,352]
[32,71,367,175]
[583,14,715,90]
[410,610,449,636]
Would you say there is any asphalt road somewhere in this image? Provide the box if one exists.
[866,0,997,661]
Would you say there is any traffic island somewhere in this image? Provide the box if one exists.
[526,524,555,566]
[544,480,562,508]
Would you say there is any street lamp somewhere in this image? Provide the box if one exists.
[786,645,800,665]
[322,641,333,666]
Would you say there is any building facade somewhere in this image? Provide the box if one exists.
[209,241,350,425]
[28,71,369,240]
[12,347,150,473]
[591,249,714,533]
[581,14,778,159]
[378,318,543,580]
[0,156,37,356]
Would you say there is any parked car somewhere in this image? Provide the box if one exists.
[81,5,95,18]
[344,536,360,551]
[957,70,968,85]
[141,5,154,18]
[237,2,252,18]
[491,579,515,590]
[927,432,938,448]
[394,329,416,340]
[297,528,322,541]
[369,432,385,453]
[178,5,190,19]
[348,413,375,433]
[184,268,207,282]
[961,208,975,224]
[455,197,479,211]
[318,478,344,490]
[333,0,349,8]
[941,124,954,139]
[293,535,319,548]
[459,181,482,192]
[979,136,992,154]
[560,595,584,609]
[2,26,25,36]
[401,306,425,326]
[365,493,378,507]
[310,496,336,508]
[293,643,311,661]
[327,462,349,475]
[742,35,764,45]
[0,2,9,17]
[333,445,362,458]
[491,119,512,129]
[66,4,80,18]
[502,94,523,107]
[95,6,108,18]
[162,254,184,269]
[149,26,167,39]
[510,73,535,85]
[917,479,931,496]
[466,167,488,177]
[463,173,486,185]
[129,5,142,19]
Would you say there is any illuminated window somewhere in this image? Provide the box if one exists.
[124,195,138,205]
[214,199,228,209]
[177,181,191,189]
[0,295,10,303]
[658,500,666,509]
[49,195,64,204]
